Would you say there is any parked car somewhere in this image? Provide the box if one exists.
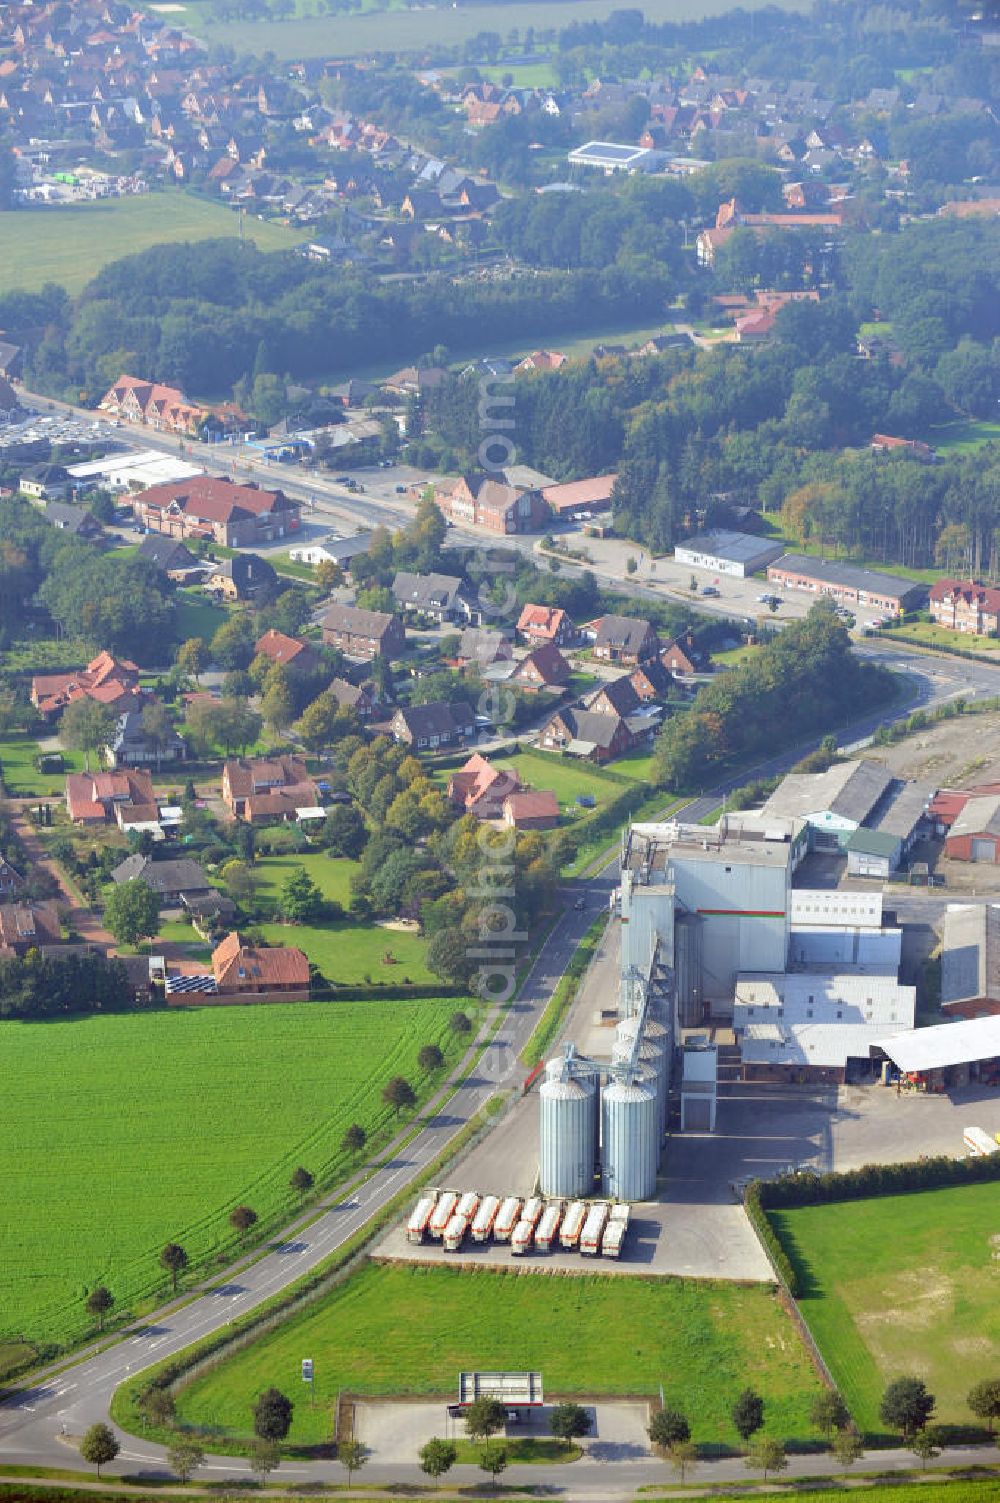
[702,585,720,596]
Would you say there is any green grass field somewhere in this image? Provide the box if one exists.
[175,1262,824,1447]
[769,1182,1000,1435]
[928,419,1000,454]
[176,0,805,59]
[0,1000,462,1350]
[502,749,627,810]
[1,194,308,295]
[174,590,230,646]
[0,735,87,798]
[881,619,1000,654]
[246,852,435,985]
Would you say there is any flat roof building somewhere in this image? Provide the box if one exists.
[942,904,1000,1018]
[767,554,926,615]
[760,759,895,850]
[735,971,915,1082]
[567,141,654,173]
[879,1014,1000,1076]
[674,529,785,578]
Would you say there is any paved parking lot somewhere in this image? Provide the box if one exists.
[352,1397,651,1464]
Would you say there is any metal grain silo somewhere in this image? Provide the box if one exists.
[601,1073,658,1202]
[615,1014,670,1129]
[539,1056,597,1199]
[612,1032,666,1136]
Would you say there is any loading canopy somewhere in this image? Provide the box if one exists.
[879,1015,1000,1073]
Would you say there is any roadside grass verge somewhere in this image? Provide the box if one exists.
[521,911,606,1067]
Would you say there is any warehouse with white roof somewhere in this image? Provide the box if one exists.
[878,1015,1000,1088]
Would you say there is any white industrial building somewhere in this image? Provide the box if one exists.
[734,973,915,1083]
[66,450,203,492]
[673,529,785,579]
[617,815,916,1081]
[760,760,933,868]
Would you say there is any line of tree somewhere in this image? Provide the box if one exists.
[0,950,134,1019]
[652,600,890,790]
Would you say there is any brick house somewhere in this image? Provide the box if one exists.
[433,471,548,534]
[391,700,476,749]
[210,930,311,1001]
[321,604,406,660]
[98,372,210,433]
[31,651,143,720]
[65,769,157,827]
[516,603,575,647]
[660,631,705,677]
[585,674,641,719]
[206,553,278,601]
[0,902,61,957]
[929,580,1000,636]
[630,658,675,701]
[447,752,522,817]
[133,477,301,547]
[254,628,319,674]
[0,855,25,899]
[329,677,374,718]
[592,614,660,665]
[222,755,320,822]
[538,706,633,763]
[512,642,572,691]
[502,789,560,829]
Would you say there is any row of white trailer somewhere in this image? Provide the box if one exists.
[406,1190,631,1259]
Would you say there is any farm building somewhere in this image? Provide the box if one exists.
[944,795,1000,862]
[766,555,925,616]
[760,760,895,852]
[941,904,1000,1018]
[673,530,785,579]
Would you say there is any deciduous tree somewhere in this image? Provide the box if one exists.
[550,1402,591,1442]
[160,1242,188,1293]
[80,1423,119,1478]
[60,698,115,771]
[176,637,208,682]
[229,1205,257,1237]
[968,1378,1000,1434]
[249,1439,279,1482]
[419,1437,457,1479]
[104,879,160,949]
[649,1407,691,1448]
[810,1391,850,1438]
[338,1439,368,1485]
[382,1075,416,1116]
[168,1441,205,1483]
[744,1437,787,1480]
[253,1387,293,1442]
[290,1165,314,1195]
[880,1377,935,1440]
[341,1123,367,1158]
[417,1042,444,1073]
[85,1285,114,1331]
[731,1388,765,1445]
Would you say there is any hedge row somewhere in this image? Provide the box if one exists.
[311,981,465,1002]
[744,1182,799,1296]
[757,1149,1000,1210]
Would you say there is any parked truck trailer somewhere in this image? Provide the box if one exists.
[511,1218,534,1255]
[581,1201,610,1255]
[443,1213,468,1252]
[428,1190,460,1239]
[964,1125,1000,1156]
[521,1196,544,1227]
[471,1195,501,1242]
[493,1196,522,1242]
[455,1190,481,1224]
[602,1207,630,1258]
[534,1202,563,1252]
[407,1193,437,1244]
[559,1200,587,1250]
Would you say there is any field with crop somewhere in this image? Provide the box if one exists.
[175,1261,825,1447]
[769,1182,1000,1435]
[0,1000,463,1352]
[2,195,307,295]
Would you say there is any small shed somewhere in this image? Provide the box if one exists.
[846,827,901,879]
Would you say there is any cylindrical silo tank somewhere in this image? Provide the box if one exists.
[612,1033,665,1136]
[616,1015,670,1129]
[601,1074,658,1202]
[539,1063,597,1199]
